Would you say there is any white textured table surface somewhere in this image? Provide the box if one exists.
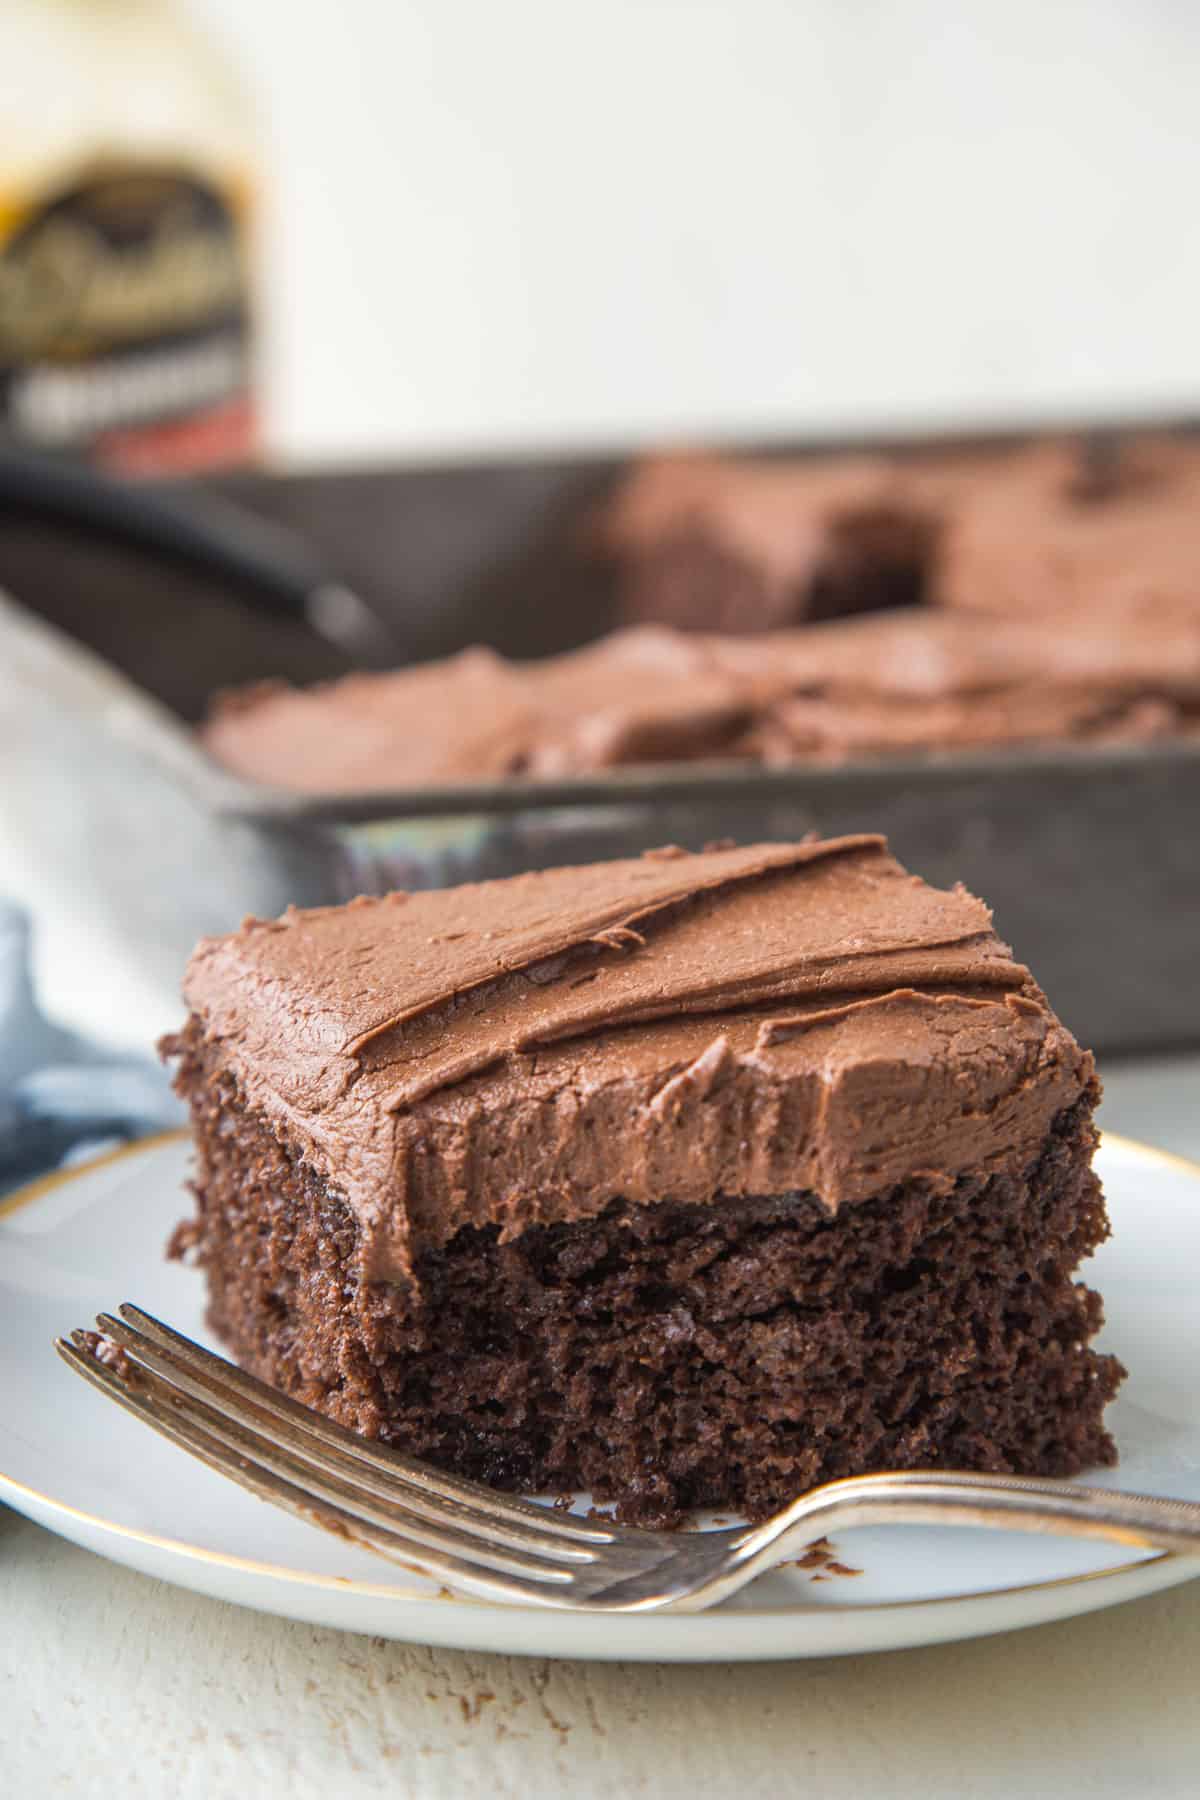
[4,1056,1199,1800]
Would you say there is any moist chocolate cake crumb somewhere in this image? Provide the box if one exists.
[789,1539,837,1571]
[74,1328,134,1381]
[169,1022,1121,1527]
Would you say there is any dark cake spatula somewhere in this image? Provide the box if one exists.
[57,1305,1200,1613]
[0,444,396,664]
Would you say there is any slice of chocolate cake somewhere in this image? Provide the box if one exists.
[598,434,1200,637]
[598,452,939,633]
[166,836,1123,1525]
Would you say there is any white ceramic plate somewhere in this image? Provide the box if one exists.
[2,1131,1199,1662]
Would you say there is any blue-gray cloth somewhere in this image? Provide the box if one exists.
[0,902,183,1198]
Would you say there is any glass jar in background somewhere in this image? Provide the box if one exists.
[0,0,260,473]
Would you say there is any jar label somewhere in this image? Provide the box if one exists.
[0,165,257,472]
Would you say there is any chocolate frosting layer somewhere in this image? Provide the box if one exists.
[927,434,1200,620]
[202,628,756,793]
[202,601,1200,793]
[180,837,1091,1284]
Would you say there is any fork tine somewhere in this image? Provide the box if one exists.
[71,1331,583,1581]
[114,1303,618,1546]
[93,1312,595,1566]
[56,1335,582,1602]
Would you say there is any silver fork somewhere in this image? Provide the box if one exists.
[57,1305,1200,1613]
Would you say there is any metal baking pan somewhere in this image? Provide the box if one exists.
[4,574,1198,1059]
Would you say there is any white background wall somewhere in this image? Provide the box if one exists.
[189,0,1200,465]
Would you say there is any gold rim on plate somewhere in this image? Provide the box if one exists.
[0,1129,1192,1618]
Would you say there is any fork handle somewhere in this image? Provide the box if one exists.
[752,1469,1200,1568]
